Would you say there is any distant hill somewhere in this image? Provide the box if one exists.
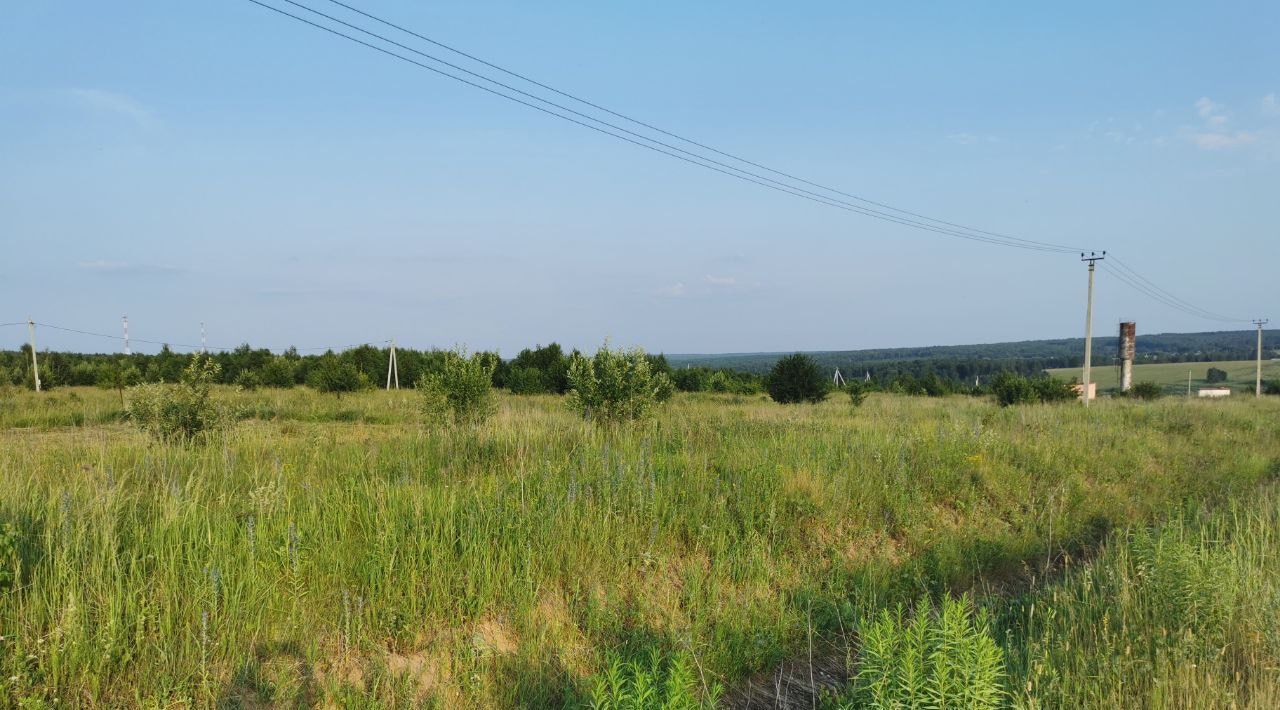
[666,330,1279,376]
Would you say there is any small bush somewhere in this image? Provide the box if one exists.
[838,595,1005,710]
[567,343,674,424]
[125,354,227,443]
[1206,367,1229,384]
[1263,379,1280,396]
[235,369,262,391]
[96,358,141,406]
[307,356,368,396]
[417,348,497,425]
[992,372,1076,407]
[765,354,827,404]
[260,356,297,388]
[845,380,873,407]
[1125,381,1163,400]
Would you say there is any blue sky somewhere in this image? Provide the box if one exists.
[2,1,1277,355]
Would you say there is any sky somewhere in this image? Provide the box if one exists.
[2,1,1278,356]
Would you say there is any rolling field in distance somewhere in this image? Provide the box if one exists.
[1046,359,1280,394]
[1,386,1279,706]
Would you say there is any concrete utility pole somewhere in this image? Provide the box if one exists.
[201,322,207,354]
[385,339,399,390]
[1080,252,1106,407]
[1119,322,1136,393]
[1255,319,1270,398]
[27,319,41,392]
[123,315,130,355]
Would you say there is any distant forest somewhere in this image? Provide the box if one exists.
[1,329,1274,394]
[667,329,1279,382]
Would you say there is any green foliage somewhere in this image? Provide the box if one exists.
[844,380,872,407]
[1001,489,1280,708]
[95,358,141,405]
[587,648,716,709]
[765,353,828,404]
[416,348,497,425]
[567,343,675,423]
[260,356,297,388]
[234,369,262,391]
[125,354,227,442]
[306,355,369,396]
[991,372,1076,407]
[505,365,548,395]
[1125,381,1164,400]
[505,343,571,394]
[837,595,1004,710]
[0,523,20,592]
[1206,366,1229,384]
[1264,379,1280,395]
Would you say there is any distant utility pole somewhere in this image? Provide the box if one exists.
[201,322,207,354]
[123,315,130,355]
[833,368,845,387]
[1187,369,1192,398]
[385,339,400,390]
[27,319,41,392]
[1255,319,1270,398]
[1080,252,1105,407]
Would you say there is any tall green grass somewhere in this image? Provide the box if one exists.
[0,387,1277,706]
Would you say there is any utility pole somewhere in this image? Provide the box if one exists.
[1080,251,1105,407]
[1187,369,1192,398]
[201,322,207,354]
[123,315,130,355]
[385,339,399,390]
[1255,319,1270,398]
[27,319,41,392]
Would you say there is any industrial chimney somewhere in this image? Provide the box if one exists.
[1119,322,1136,392]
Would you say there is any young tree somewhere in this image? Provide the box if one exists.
[417,348,497,425]
[126,354,227,443]
[566,343,674,424]
[96,357,141,406]
[765,354,828,404]
[307,355,368,397]
[1206,367,1229,384]
[845,380,873,407]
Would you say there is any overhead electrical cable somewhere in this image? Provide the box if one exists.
[30,321,383,354]
[246,0,1082,253]
[242,0,1255,324]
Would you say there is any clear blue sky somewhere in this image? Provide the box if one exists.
[2,1,1277,355]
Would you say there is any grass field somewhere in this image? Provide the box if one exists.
[1046,359,1280,395]
[1,386,1279,707]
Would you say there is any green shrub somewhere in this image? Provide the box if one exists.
[234,369,262,391]
[1263,379,1280,396]
[307,355,368,396]
[505,365,547,395]
[1206,367,1229,384]
[260,356,297,388]
[837,595,1005,710]
[125,354,227,442]
[96,358,141,406]
[992,372,1076,407]
[567,343,674,424]
[1125,381,1163,400]
[765,354,827,404]
[991,372,1037,407]
[417,348,497,425]
[845,380,873,407]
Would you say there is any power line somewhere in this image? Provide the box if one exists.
[28,321,384,354]
[1106,256,1250,323]
[313,0,1089,253]
[243,0,1260,323]
[245,0,1082,253]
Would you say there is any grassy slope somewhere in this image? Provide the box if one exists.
[1047,359,1280,394]
[1,387,1278,706]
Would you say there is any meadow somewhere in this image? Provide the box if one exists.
[1,385,1278,707]
[1046,359,1280,395]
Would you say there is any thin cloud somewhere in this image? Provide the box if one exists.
[704,274,737,287]
[654,282,687,298]
[1183,97,1262,151]
[1263,93,1279,117]
[62,88,157,128]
